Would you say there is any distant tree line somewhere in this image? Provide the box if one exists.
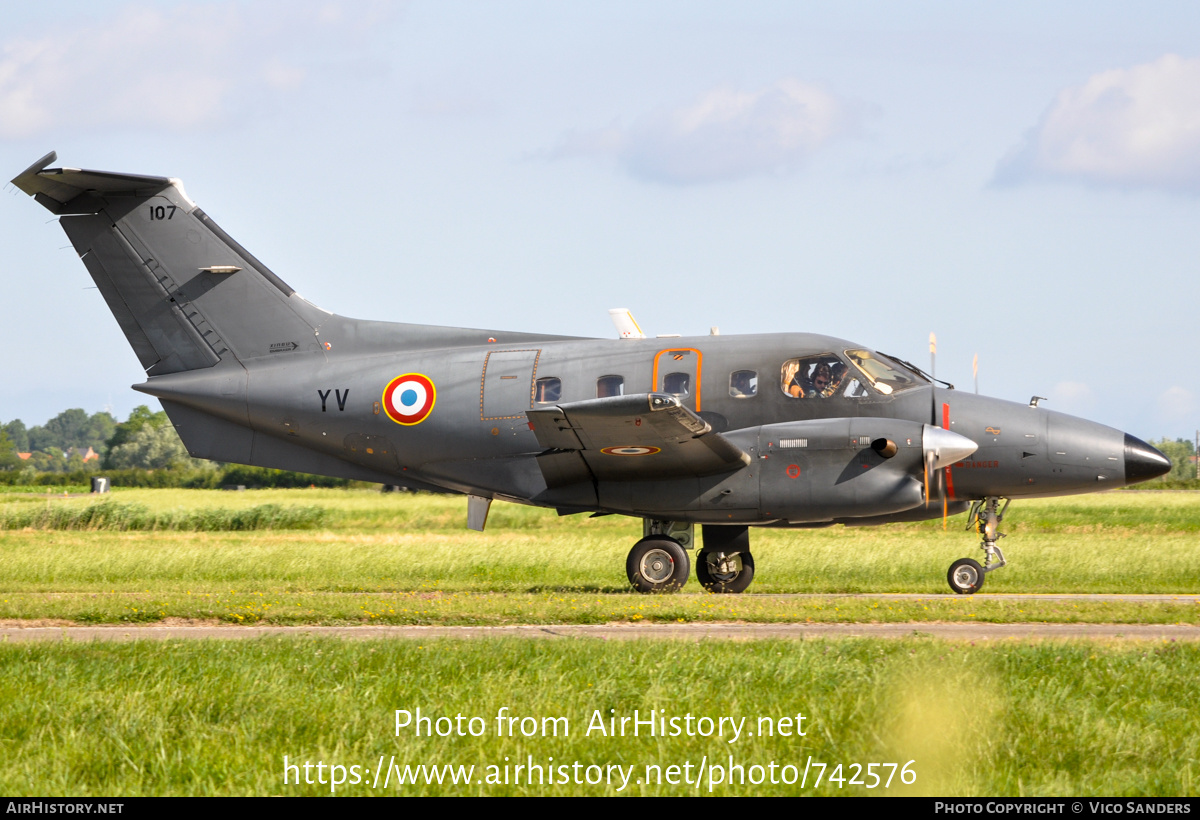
[1150,437,1198,483]
[2,409,115,472]
[0,406,352,488]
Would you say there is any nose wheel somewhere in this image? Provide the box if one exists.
[947,497,1009,594]
[948,558,984,594]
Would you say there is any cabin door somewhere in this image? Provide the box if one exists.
[480,349,541,420]
[652,348,702,412]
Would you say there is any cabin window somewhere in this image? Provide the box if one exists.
[534,377,561,403]
[597,375,625,398]
[781,355,864,399]
[663,372,690,396]
[729,370,757,398]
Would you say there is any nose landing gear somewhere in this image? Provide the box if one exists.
[947,497,1009,594]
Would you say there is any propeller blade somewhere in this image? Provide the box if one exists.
[924,448,934,507]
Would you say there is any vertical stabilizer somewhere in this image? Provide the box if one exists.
[12,152,328,375]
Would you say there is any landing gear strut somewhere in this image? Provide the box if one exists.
[947,497,1009,594]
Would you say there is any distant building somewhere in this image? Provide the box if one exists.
[17,452,31,461]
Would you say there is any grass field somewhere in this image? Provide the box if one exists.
[3,489,1198,797]
[2,637,1198,796]
[0,489,1198,625]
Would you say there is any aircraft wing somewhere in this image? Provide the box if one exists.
[527,393,750,486]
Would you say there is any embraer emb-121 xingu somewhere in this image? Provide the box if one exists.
[12,153,1171,595]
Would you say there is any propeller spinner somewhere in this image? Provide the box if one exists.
[922,425,978,521]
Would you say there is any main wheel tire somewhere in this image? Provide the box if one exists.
[627,537,690,593]
[696,550,755,594]
[948,557,985,594]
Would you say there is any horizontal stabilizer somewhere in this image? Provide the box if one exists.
[12,151,175,215]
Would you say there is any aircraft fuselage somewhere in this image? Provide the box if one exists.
[135,330,1147,525]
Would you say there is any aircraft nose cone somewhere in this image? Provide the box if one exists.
[1124,434,1171,484]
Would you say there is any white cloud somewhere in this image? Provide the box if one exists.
[262,59,307,92]
[552,78,862,185]
[1155,385,1197,424]
[0,2,397,139]
[1049,381,1097,417]
[996,54,1200,191]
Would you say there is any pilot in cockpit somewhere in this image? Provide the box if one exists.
[811,363,832,396]
[820,362,849,397]
[784,361,811,398]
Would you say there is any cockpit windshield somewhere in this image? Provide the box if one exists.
[843,349,923,395]
[780,350,925,399]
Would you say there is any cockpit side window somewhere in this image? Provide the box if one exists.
[843,350,921,395]
[781,354,864,399]
[729,370,757,398]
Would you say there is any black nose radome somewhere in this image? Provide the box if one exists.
[1124,434,1172,484]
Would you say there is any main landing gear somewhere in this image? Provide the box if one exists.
[696,550,756,594]
[947,497,1009,594]
[625,521,755,594]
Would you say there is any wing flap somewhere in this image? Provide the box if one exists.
[527,393,750,484]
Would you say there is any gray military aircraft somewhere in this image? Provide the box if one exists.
[12,152,1171,595]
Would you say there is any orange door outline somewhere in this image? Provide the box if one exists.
[652,348,703,411]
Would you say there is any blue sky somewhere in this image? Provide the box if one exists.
[1,1,1197,441]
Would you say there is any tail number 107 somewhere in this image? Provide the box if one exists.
[149,205,178,220]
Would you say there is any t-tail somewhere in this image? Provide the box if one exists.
[11,153,577,483]
[12,151,330,375]
[12,152,570,370]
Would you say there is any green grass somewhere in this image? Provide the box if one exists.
[2,589,1198,627]
[0,484,94,495]
[3,490,1199,797]
[0,499,326,531]
[1,637,1196,796]
[0,490,1198,624]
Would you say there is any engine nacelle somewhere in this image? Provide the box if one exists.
[749,418,969,524]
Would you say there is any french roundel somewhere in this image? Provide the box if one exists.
[383,373,436,425]
[600,446,661,456]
